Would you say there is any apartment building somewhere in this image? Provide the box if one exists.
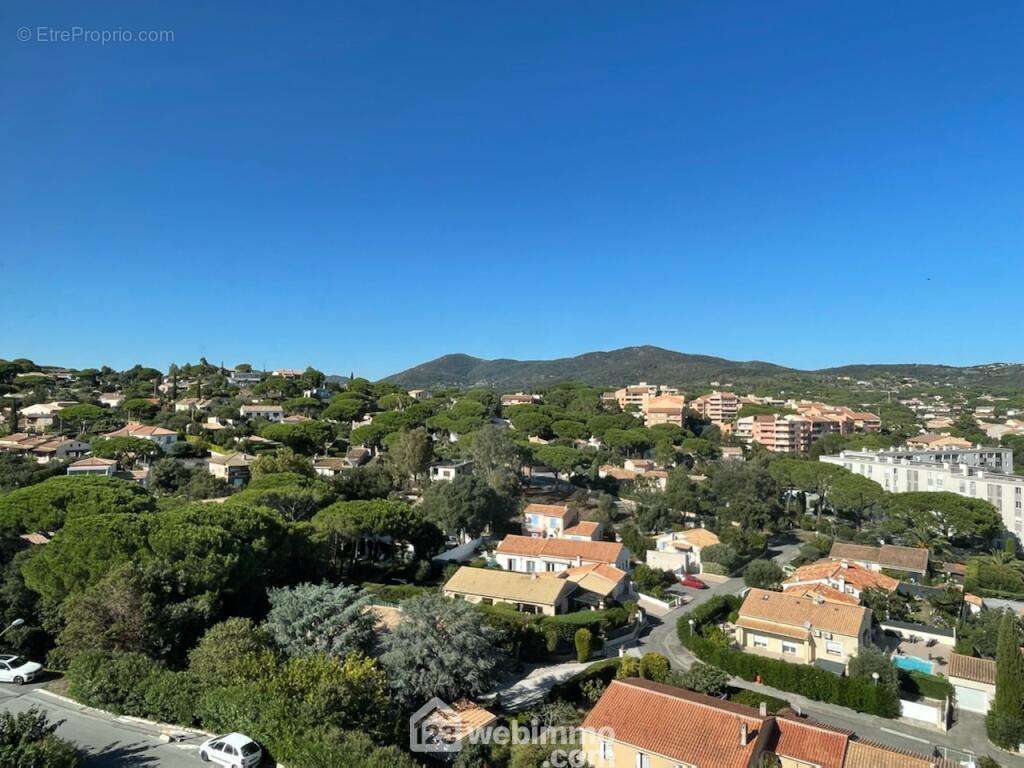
[691,390,740,424]
[642,394,686,428]
[609,382,677,411]
[735,414,813,453]
[821,447,1024,538]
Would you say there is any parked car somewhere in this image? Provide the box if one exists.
[199,733,262,767]
[679,575,708,589]
[0,654,42,685]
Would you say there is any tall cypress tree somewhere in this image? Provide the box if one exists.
[988,610,1024,749]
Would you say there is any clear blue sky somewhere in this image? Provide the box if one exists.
[2,1,1021,378]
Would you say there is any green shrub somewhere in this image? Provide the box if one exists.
[140,670,203,726]
[549,658,621,703]
[574,629,592,663]
[638,653,670,682]
[65,650,163,715]
[728,689,791,714]
[899,670,952,701]
[986,711,1024,751]
[616,657,639,679]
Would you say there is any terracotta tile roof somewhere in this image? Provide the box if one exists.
[844,740,952,768]
[784,559,899,593]
[739,589,869,637]
[580,679,769,768]
[544,563,627,597]
[736,616,810,640]
[946,652,996,686]
[443,566,573,606]
[561,521,600,537]
[782,583,861,606]
[679,528,720,548]
[522,503,574,520]
[69,457,117,468]
[598,465,637,480]
[769,715,850,768]
[496,534,625,564]
[828,543,929,574]
[105,422,177,438]
[417,699,498,743]
[942,561,967,576]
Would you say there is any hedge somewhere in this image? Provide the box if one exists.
[677,596,900,718]
[900,670,953,702]
[362,583,433,604]
[728,688,791,714]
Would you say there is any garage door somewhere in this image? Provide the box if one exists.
[955,684,989,714]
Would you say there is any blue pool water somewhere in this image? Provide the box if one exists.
[892,655,933,674]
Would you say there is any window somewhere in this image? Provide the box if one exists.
[507,558,518,571]
[548,518,558,528]
[636,753,651,768]
[600,740,613,760]
[752,635,768,648]
[782,641,798,654]
[526,561,535,573]
[826,640,843,656]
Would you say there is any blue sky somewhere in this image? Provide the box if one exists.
[2,1,1021,378]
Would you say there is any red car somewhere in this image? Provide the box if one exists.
[679,574,708,589]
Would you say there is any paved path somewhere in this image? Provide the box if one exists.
[494,660,590,711]
[0,682,204,768]
[634,541,1024,766]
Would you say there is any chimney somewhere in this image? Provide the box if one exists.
[759,702,768,717]
[739,722,749,746]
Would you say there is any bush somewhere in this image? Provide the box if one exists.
[549,658,621,704]
[0,707,81,768]
[638,653,670,683]
[140,670,203,726]
[679,662,730,697]
[616,657,639,679]
[743,559,784,590]
[986,711,1024,751]
[65,650,163,716]
[729,688,791,714]
[676,598,900,718]
[899,670,953,702]
[575,629,592,663]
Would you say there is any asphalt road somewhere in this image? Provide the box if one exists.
[0,681,202,768]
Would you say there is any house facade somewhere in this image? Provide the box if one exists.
[442,566,574,615]
[521,503,578,537]
[495,535,629,573]
[645,528,720,574]
[736,589,872,671]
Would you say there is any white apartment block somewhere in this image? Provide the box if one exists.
[820,447,1024,537]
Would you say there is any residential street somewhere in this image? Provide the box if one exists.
[636,539,1024,766]
[0,682,203,768]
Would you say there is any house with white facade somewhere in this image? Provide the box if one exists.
[494,534,629,573]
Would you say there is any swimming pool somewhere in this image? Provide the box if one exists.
[892,655,934,674]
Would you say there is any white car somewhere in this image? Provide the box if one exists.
[199,733,262,767]
[0,654,42,685]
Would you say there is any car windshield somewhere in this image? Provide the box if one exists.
[7,657,24,667]
[241,743,260,755]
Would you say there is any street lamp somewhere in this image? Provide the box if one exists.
[688,619,695,636]
[871,672,880,685]
[0,619,24,640]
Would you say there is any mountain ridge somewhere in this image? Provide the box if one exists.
[382,345,1024,389]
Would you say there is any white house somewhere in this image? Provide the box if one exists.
[494,535,629,573]
[645,528,720,574]
[239,404,284,422]
[103,423,179,450]
[429,459,473,482]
